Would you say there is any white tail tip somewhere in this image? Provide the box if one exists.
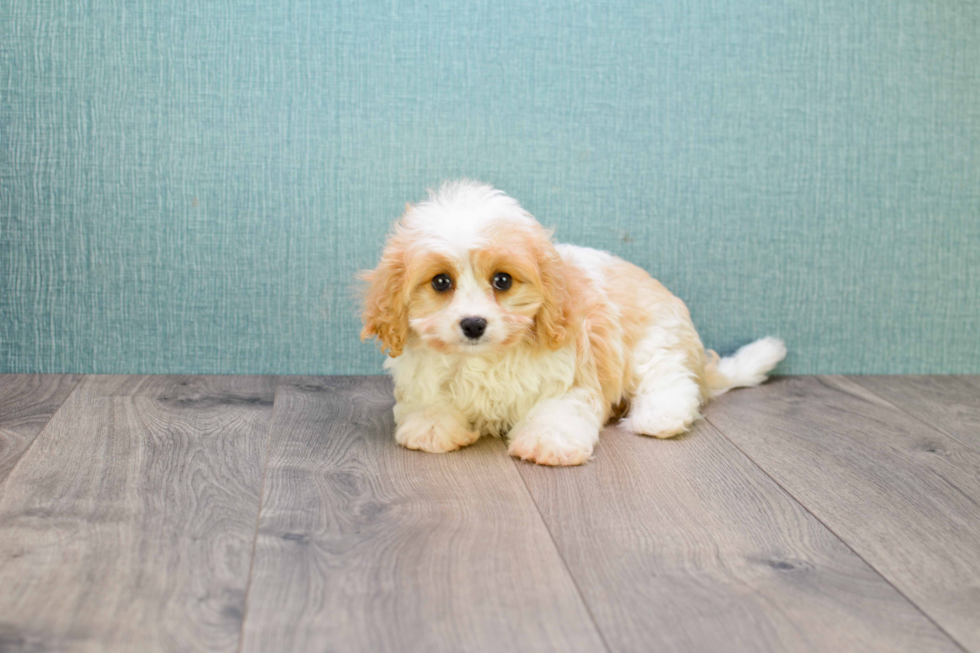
[708,337,787,398]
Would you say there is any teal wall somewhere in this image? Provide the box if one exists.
[2,1,978,375]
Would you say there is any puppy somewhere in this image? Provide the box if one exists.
[361,180,785,466]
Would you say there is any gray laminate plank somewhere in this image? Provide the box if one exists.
[0,375,277,652]
[0,374,81,485]
[514,419,962,653]
[239,376,606,653]
[850,376,980,453]
[706,375,980,652]
[79,373,274,399]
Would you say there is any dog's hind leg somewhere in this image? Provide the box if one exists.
[619,324,706,439]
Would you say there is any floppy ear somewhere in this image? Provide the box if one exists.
[531,229,569,350]
[360,234,410,357]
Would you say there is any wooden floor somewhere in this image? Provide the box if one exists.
[0,375,978,652]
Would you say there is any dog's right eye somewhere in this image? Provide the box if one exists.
[431,274,453,292]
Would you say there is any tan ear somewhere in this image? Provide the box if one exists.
[360,237,410,357]
[532,230,569,350]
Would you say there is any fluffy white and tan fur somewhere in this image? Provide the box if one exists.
[361,180,786,466]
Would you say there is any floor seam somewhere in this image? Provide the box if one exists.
[0,374,83,492]
[704,408,972,653]
[509,456,616,653]
[235,375,281,653]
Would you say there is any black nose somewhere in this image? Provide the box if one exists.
[460,316,487,340]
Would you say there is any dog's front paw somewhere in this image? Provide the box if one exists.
[507,419,596,466]
[395,410,479,453]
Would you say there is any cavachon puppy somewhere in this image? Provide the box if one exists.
[361,180,785,466]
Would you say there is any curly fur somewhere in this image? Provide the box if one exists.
[361,180,786,466]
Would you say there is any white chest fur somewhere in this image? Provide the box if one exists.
[386,343,578,436]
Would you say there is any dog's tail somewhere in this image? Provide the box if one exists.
[704,337,786,399]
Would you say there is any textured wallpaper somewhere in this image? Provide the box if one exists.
[1,0,978,374]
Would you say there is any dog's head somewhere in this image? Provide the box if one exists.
[361,180,568,357]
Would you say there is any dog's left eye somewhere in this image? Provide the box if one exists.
[492,272,512,291]
[432,274,453,292]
